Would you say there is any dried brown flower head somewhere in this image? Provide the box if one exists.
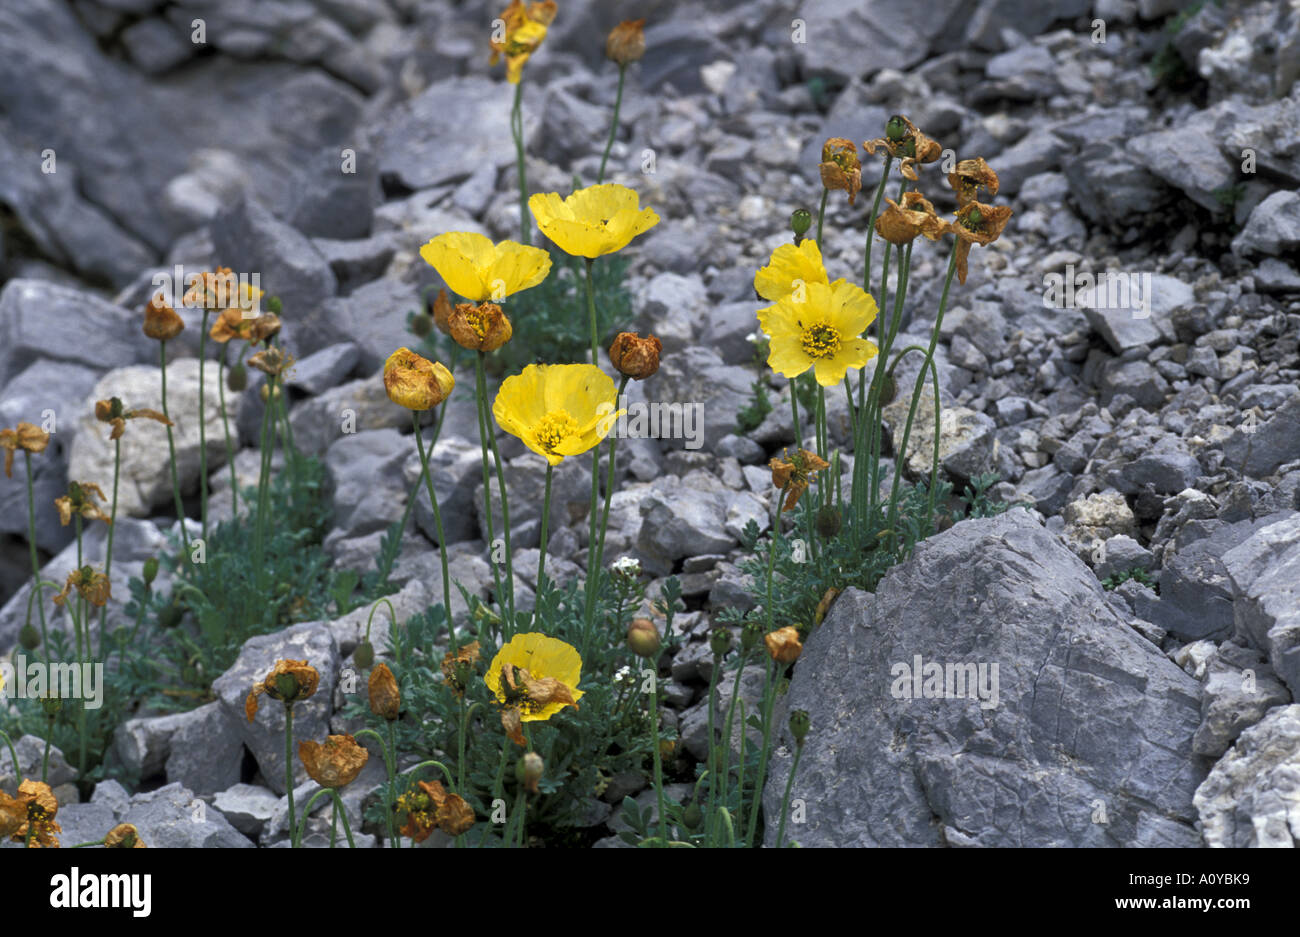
[819,137,862,206]
[95,397,171,441]
[368,662,401,720]
[142,294,184,342]
[298,734,369,788]
[448,302,513,352]
[10,779,61,848]
[0,422,50,478]
[54,480,112,527]
[103,823,146,848]
[874,191,948,245]
[396,779,476,841]
[864,115,942,181]
[951,201,1013,285]
[947,157,999,207]
[764,626,803,665]
[768,448,831,513]
[441,641,482,697]
[245,659,320,721]
[608,332,662,380]
[605,19,646,65]
[53,565,112,608]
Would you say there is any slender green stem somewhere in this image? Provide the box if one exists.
[354,727,398,848]
[598,64,627,184]
[294,787,333,849]
[788,377,803,448]
[386,719,401,848]
[331,790,356,848]
[471,367,507,638]
[717,648,748,817]
[774,741,805,847]
[217,347,238,519]
[887,249,958,536]
[22,451,48,646]
[704,652,722,843]
[98,437,120,657]
[744,661,783,847]
[284,704,297,839]
[511,80,530,245]
[159,342,188,551]
[477,355,516,630]
[41,726,52,783]
[648,667,668,845]
[536,463,554,600]
[814,187,829,246]
[198,310,211,542]
[862,155,895,291]
[584,257,600,365]
[413,411,455,650]
[590,374,629,617]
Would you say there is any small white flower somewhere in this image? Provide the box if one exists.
[614,665,632,684]
[611,556,641,576]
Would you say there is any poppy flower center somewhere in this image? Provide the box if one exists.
[801,323,842,359]
[534,410,578,454]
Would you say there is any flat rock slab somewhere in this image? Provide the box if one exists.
[763,509,1206,847]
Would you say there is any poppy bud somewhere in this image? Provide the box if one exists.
[516,751,544,794]
[410,312,433,338]
[41,696,62,716]
[143,556,159,586]
[683,802,703,829]
[353,640,375,669]
[815,504,841,539]
[226,362,248,392]
[158,601,184,629]
[741,620,763,652]
[709,626,732,659]
[790,208,812,238]
[627,618,660,658]
[260,383,281,403]
[19,623,40,651]
[789,709,810,745]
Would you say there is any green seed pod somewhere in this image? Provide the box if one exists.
[741,620,763,652]
[790,208,812,238]
[709,626,732,659]
[815,504,842,539]
[19,623,40,651]
[226,362,248,392]
[158,601,184,629]
[789,709,811,745]
[410,313,434,338]
[885,115,908,142]
[266,296,283,314]
[353,640,375,669]
[41,696,63,716]
[143,556,160,586]
[682,802,703,830]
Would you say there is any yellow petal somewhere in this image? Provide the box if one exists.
[754,240,829,302]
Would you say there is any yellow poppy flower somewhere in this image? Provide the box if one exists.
[758,280,879,386]
[485,632,584,724]
[753,239,829,303]
[489,0,557,84]
[493,363,622,466]
[419,232,551,303]
[528,184,659,259]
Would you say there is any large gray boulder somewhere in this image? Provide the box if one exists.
[1222,512,1300,696]
[762,509,1206,847]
